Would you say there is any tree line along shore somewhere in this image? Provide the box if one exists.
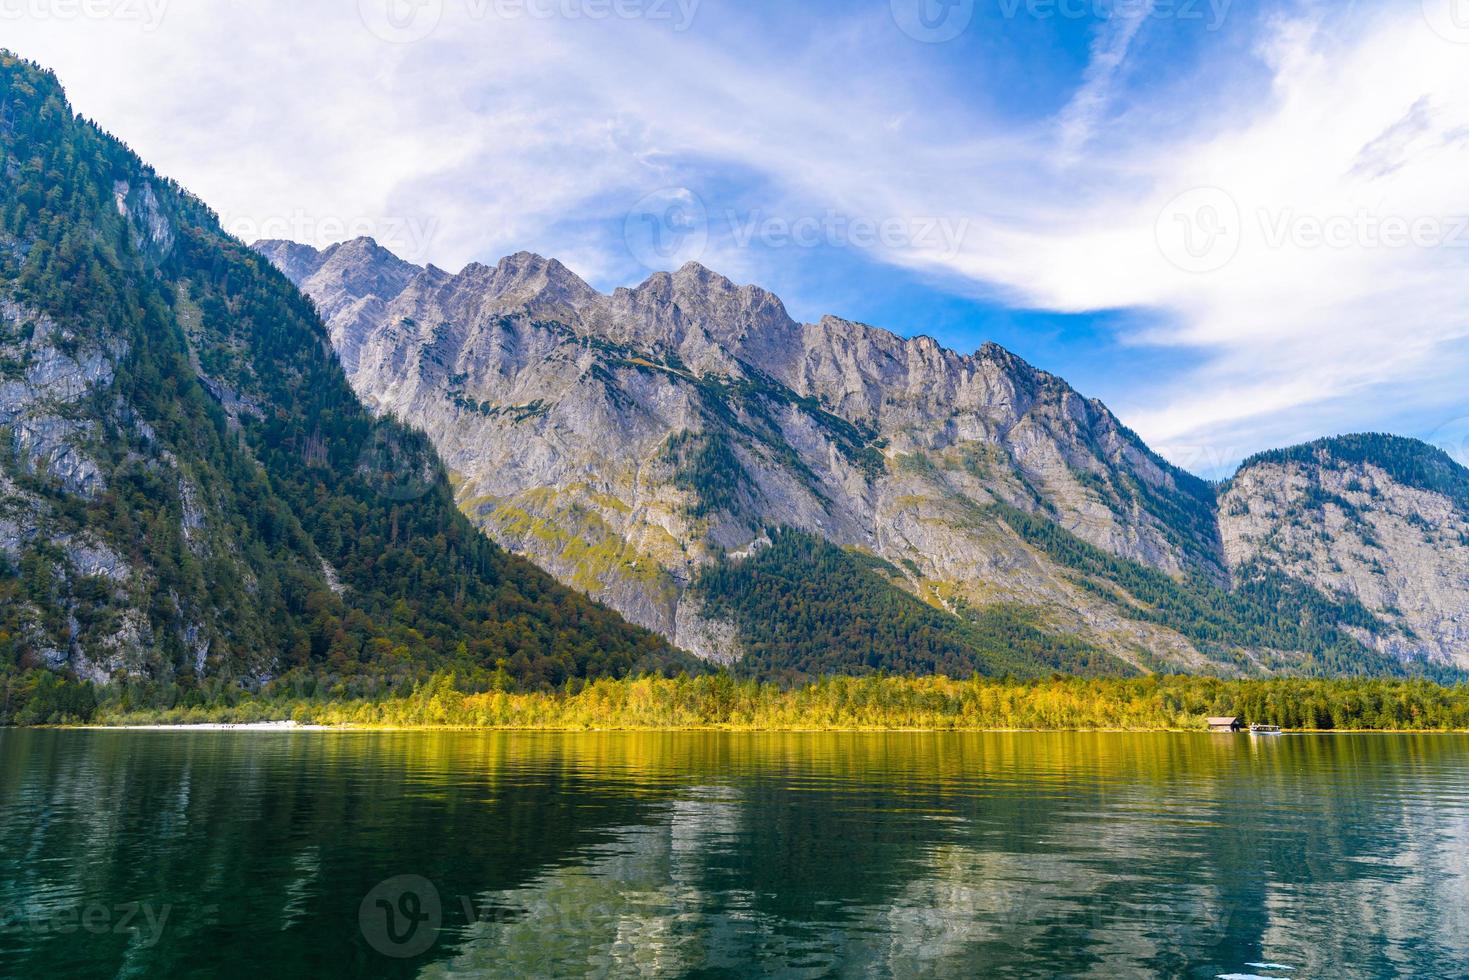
[10,672,1469,731]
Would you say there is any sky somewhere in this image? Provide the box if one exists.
[6,0,1469,477]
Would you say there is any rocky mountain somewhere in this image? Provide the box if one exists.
[0,54,686,700]
[5,50,1461,713]
[1220,435,1469,669]
[255,238,1469,678]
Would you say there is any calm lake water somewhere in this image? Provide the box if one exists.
[1,730,1466,979]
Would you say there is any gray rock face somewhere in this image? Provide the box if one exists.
[1220,442,1469,669]
[0,183,285,682]
[0,297,158,679]
[257,239,1469,673]
[259,239,1235,670]
[0,298,117,497]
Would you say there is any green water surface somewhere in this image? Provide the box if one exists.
[1,730,1465,978]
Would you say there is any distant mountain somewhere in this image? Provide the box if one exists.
[255,238,1469,679]
[0,54,688,692]
[1221,435,1469,668]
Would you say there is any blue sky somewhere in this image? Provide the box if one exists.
[8,0,1469,476]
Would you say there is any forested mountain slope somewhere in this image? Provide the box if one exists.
[0,54,688,697]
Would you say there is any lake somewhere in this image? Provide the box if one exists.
[1,730,1465,978]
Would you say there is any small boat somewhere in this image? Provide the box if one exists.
[1249,724,1283,735]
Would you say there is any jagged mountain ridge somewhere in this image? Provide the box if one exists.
[256,236,1469,676]
[257,238,1233,674]
[268,237,1221,570]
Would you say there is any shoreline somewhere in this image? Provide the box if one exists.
[56,723,1469,735]
[19,677,1469,732]
[75,721,338,732]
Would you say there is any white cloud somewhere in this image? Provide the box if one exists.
[742,7,1469,467]
[5,1,1468,472]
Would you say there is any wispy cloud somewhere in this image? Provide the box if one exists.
[1054,0,1156,164]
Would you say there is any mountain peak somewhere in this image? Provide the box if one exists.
[253,236,421,292]
[252,237,316,256]
[673,260,726,282]
[496,249,554,272]
[328,235,391,257]
[252,239,327,283]
[255,227,1469,676]
[670,261,786,305]
[448,250,597,313]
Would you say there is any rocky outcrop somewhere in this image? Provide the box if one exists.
[0,298,118,497]
[0,294,152,678]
